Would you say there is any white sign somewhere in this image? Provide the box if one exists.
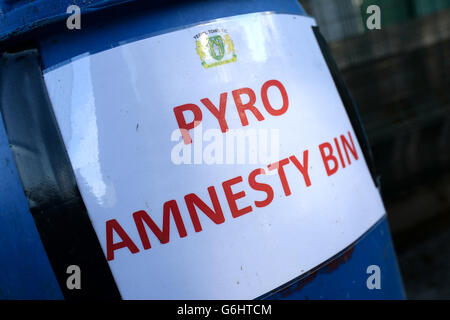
[44,13,385,299]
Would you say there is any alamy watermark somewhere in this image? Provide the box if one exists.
[66,265,81,290]
[66,5,81,30]
[366,265,381,290]
[171,122,281,166]
[366,5,381,30]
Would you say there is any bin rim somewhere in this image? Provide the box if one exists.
[0,0,139,42]
[0,0,307,43]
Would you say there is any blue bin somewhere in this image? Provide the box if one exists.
[0,0,405,299]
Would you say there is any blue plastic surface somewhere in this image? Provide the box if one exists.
[0,115,63,299]
[0,0,305,42]
[0,0,133,41]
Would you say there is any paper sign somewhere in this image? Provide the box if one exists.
[44,13,385,299]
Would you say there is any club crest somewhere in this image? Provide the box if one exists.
[195,29,237,68]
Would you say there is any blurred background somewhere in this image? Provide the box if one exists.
[300,0,450,299]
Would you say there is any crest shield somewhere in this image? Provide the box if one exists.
[208,35,225,61]
[195,30,237,68]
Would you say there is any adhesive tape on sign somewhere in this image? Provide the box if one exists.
[44,13,385,299]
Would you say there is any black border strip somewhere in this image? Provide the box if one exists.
[0,49,121,300]
[312,26,379,188]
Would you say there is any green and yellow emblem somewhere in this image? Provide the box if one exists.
[195,31,237,68]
